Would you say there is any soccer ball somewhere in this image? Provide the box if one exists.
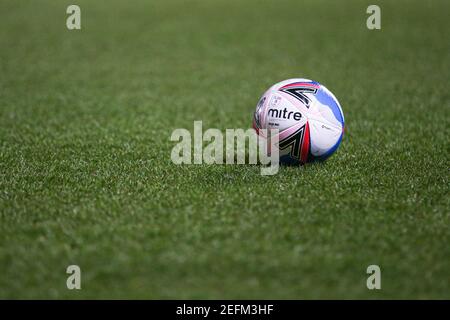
[253,78,344,165]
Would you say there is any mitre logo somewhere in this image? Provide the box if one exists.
[267,107,302,121]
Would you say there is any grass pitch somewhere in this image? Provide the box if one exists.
[0,0,449,299]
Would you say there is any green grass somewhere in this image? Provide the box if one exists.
[0,0,449,299]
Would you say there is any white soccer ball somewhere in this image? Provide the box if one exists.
[253,78,345,165]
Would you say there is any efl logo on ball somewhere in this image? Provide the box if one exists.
[253,78,345,165]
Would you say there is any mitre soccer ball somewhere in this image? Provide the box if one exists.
[253,78,345,165]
